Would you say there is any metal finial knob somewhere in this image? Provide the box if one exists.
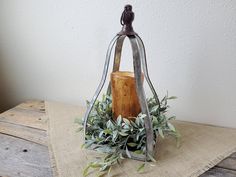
[118,4,136,35]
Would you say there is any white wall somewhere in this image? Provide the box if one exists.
[0,0,236,127]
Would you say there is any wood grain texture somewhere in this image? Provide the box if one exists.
[0,100,236,177]
[216,157,236,171]
[0,100,47,130]
[231,152,236,158]
[0,133,52,177]
[0,100,53,177]
[200,167,236,177]
[0,110,47,130]
[0,121,47,146]
[0,100,48,146]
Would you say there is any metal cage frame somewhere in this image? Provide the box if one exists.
[83,5,160,161]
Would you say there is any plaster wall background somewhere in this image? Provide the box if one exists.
[0,0,236,127]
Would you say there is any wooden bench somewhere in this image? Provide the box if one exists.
[0,100,236,177]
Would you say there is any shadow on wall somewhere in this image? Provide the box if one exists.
[0,53,14,113]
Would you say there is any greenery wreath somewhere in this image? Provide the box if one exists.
[75,93,180,177]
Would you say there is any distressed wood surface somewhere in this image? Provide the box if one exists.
[0,133,52,177]
[200,167,236,177]
[0,100,52,177]
[200,152,236,176]
[0,100,236,177]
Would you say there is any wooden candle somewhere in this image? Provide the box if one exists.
[111,71,144,120]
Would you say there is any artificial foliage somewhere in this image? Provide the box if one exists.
[76,93,180,177]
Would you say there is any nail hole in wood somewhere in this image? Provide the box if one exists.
[23,149,28,152]
[38,118,42,120]
[5,147,9,150]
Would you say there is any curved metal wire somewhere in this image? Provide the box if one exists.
[128,35,154,158]
[112,35,126,72]
[83,35,119,137]
[135,34,161,108]
[107,35,126,95]
[83,34,156,160]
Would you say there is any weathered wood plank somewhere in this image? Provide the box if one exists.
[0,133,52,177]
[0,110,47,130]
[1,100,236,177]
[200,167,236,177]
[0,100,46,130]
[16,100,45,113]
[0,121,47,146]
[216,157,236,171]
[3,101,44,113]
[230,152,236,158]
[0,100,47,146]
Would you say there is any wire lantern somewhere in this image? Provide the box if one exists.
[83,4,160,161]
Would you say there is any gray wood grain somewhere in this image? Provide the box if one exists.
[217,157,236,171]
[0,121,47,146]
[231,152,236,158]
[0,133,52,177]
[200,167,236,177]
[1,100,236,177]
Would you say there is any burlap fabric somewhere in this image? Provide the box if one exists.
[46,101,236,177]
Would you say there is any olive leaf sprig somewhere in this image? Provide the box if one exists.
[75,93,180,177]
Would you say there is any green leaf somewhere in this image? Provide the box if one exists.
[99,164,108,171]
[81,143,85,149]
[168,96,177,100]
[96,146,112,153]
[147,153,157,163]
[76,127,83,132]
[118,132,128,136]
[135,117,140,126]
[139,114,146,119]
[130,120,138,128]
[123,124,129,129]
[117,115,122,126]
[112,130,118,142]
[106,120,113,129]
[158,128,164,138]
[150,105,158,113]
[168,116,176,120]
[167,122,176,132]
[125,146,131,158]
[74,117,83,124]
[96,172,107,177]
[83,164,91,177]
[107,166,112,176]
[104,129,112,134]
[127,142,137,147]
[90,162,101,168]
[134,150,143,154]
[123,118,130,125]
[152,116,158,125]
[137,163,145,173]
[99,131,104,138]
